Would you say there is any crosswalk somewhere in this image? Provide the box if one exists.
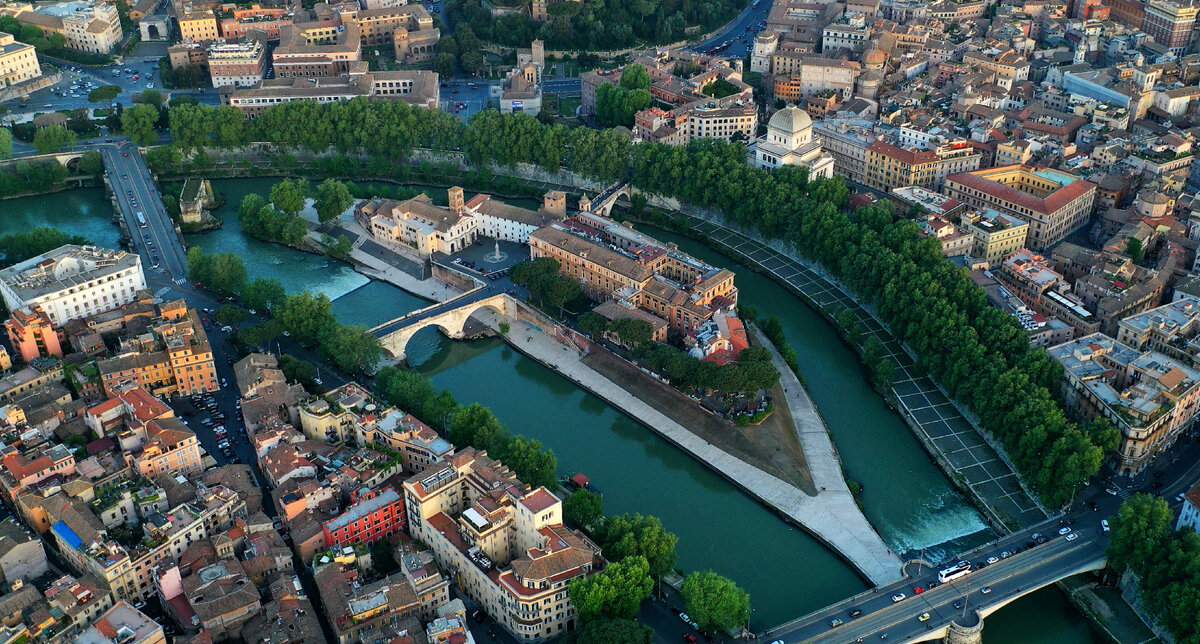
[153,287,172,298]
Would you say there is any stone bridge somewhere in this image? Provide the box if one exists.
[370,290,512,361]
[581,180,632,217]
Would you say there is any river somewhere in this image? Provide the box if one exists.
[0,183,1100,641]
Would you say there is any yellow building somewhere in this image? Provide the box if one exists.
[864,140,939,192]
[944,165,1097,249]
[0,33,40,88]
[178,10,219,43]
[963,209,1029,267]
[355,188,478,257]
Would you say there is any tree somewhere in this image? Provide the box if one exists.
[278,354,318,385]
[1126,237,1145,264]
[241,277,287,312]
[321,324,383,374]
[215,304,247,327]
[433,52,456,77]
[77,150,104,176]
[509,257,560,285]
[269,178,309,217]
[138,89,163,107]
[608,318,653,347]
[87,85,122,103]
[278,291,336,347]
[0,227,90,266]
[32,124,76,153]
[493,435,557,489]
[564,488,603,529]
[574,618,652,644]
[120,104,159,145]
[597,514,678,580]
[1108,494,1174,573]
[449,403,504,450]
[681,570,751,633]
[314,178,353,223]
[567,556,653,622]
[145,145,181,172]
[0,128,11,159]
[237,318,285,346]
[619,64,651,90]
[577,311,608,336]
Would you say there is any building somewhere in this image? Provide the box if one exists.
[529,215,738,334]
[0,517,47,582]
[233,353,305,433]
[962,210,1030,267]
[1178,481,1200,531]
[218,5,291,40]
[125,417,203,478]
[355,190,477,256]
[0,32,39,88]
[944,166,1097,249]
[997,249,1099,336]
[5,305,62,361]
[272,22,362,78]
[206,35,268,88]
[178,178,215,224]
[178,9,219,43]
[1143,0,1200,55]
[463,190,565,244]
[96,301,219,397]
[752,106,835,178]
[0,245,145,328]
[74,601,164,644]
[340,4,439,63]
[179,559,262,639]
[1116,297,1200,366]
[322,486,403,547]
[1050,333,1200,475]
[864,140,939,192]
[403,449,602,642]
[223,70,440,115]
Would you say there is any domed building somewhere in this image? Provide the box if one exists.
[753,106,836,178]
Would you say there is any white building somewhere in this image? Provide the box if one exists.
[753,106,836,178]
[0,245,145,327]
[1178,482,1200,532]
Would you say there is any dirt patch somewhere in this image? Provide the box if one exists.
[581,348,815,494]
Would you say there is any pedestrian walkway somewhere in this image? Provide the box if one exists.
[478,308,905,586]
[671,213,1047,529]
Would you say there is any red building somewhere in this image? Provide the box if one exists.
[322,486,405,547]
[5,306,62,362]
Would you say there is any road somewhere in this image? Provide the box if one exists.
[102,141,188,280]
[439,78,494,119]
[687,0,772,59]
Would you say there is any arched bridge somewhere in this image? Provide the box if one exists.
[761,521,1108,644]
[583,180,632,217]
[370,289,512,361]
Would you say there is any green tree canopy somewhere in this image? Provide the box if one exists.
[577,311,608,336]
[120,104,160,145]
[278,354,318,386]
[314,178,354,223]
[186,248,246,294]
[597,514,678,580]
[0,128,12,159]
[681,570,751,633]
[608,318,653,346]
[278,291,337,347]
[449,403,505,451]
[564,488,603,529]
[567,556,653,622]
[492,434,557,490]
[215,304,247,327]
[32,124,76,154]
[321,324,383,374]
[269,178,309,217]
[574,618,652,644]
[0,227,90,267]
[241,277,287,312]
[77,150,104,176]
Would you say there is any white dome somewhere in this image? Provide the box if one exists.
[768,106,812,135]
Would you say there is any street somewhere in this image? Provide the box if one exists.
[103,141,188,279]
[687,0,772,59]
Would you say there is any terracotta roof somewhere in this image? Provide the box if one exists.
[867,140,938,165]
[947,166,1095,216]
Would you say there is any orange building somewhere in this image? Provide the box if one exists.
[127,418,202,478]
[97,301,219,397]
[218,5,291,40]
[5,305,62,361]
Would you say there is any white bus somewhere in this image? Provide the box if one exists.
[136,212,146,228]
[938,561,972,584]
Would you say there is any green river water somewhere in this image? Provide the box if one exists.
[0,182,1100,641]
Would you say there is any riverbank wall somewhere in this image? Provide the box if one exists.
[478,297,905,587]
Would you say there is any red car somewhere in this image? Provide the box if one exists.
[913,586,925,594]
[683,636,697,644]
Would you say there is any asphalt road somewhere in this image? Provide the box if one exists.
[688,0,772,59]
[6,56,218,118]
[440,78,494,119]
[103,141,188,280]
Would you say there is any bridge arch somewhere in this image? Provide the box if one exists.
[375,294,511,362]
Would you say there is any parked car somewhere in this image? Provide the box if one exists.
[891,593,906,603]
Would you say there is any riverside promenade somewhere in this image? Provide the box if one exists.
[476,307,905,587]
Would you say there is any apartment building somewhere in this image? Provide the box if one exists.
[125,417,202,478]
[813,118,877,184]
[223,70,439,115]
[19,1,125,53]
[962,210,1029,267]
[5,305,61,361]
[864,140,939,192]
[272,22,361,78]
[770,55,861,99]
[96,301,219,397]
[944,166,1097,249]
[50,484,245,602]
[207,35,268,88]
[0,245,145,328]
[233,353,306,432]
[75,601,164,644]
[218,5,290,40]
[321,486,403,547]
[1116,297,1200,365]
[1050,333,1200,475]
[178,9,220,43]
[403,449,602,642]
[997,249,1100,335]
[0,33,39,88]
[1143,0,1200,55]
[529,217,738,334]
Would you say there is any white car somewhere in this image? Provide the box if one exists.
[891,593,906,603]
[1066,532,1079,541]
[1057,526,1072,535]
[986,555,999,564]
[678,612,691,624]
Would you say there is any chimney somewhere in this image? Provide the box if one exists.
[448,186,464,212]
